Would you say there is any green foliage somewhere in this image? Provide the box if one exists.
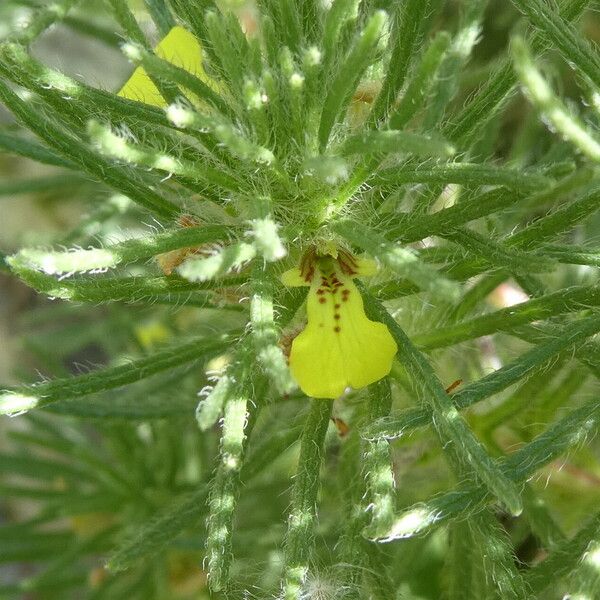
[0,1,599,599]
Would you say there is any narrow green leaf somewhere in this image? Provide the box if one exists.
[415,285,600,349]
[375,396,600,540]
[511,0,600,90]
[387,31,450,130]
[447,521,478,599]
[106,0,147,45]
[373,162,552,191]
[177,242,256,282]
[203,9,252,97]
[9,0,80,45]
[509,185,600,248]
[9,225,230,275]
[442,227,555,273]
[318,10,386,151]
[361,287,523,518]
[281,400,332,600]
[386,187,524,242]
[333,219,460,300]
[0,174,86,197]
[0,531,75,563]
[107,485,209,571]
[257,0,303,53]
[0,130,75,168]
[0,76,180,219]
[0,453,96,483]
[468,510,529,599]
[541,244,600,267]
[364,313,600,441]
[445,0,591,144]
[368,0,433,125]
[206,376,255,592]
[62,15,122,47]
[143,0,175,36]
[0,335,233,415]
[250,265,294,394]
[87,120,241,192]
[322,0,360,72]
[526,511,600,596]
[512,36,600,162]
[339,130,455,158]
[10,268,242,310]
[423,0,489,130]
[362,380,396,540]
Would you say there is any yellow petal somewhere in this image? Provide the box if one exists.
[119,26,206,107]
[336,250,378,277]
[281,267,310,287]
[289,266,397,399]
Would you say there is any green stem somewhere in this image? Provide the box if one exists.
[206,373,257,592]
[281,400,332,600]
[362,380,395,538]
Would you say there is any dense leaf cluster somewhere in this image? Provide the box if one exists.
[0,0,599,598]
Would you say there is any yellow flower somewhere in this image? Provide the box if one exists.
[282,248,397,399]
[119,26,210,107]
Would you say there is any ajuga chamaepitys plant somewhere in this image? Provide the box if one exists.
[0,0,599,598]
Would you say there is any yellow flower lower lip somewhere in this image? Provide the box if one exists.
[283,253,397,399]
